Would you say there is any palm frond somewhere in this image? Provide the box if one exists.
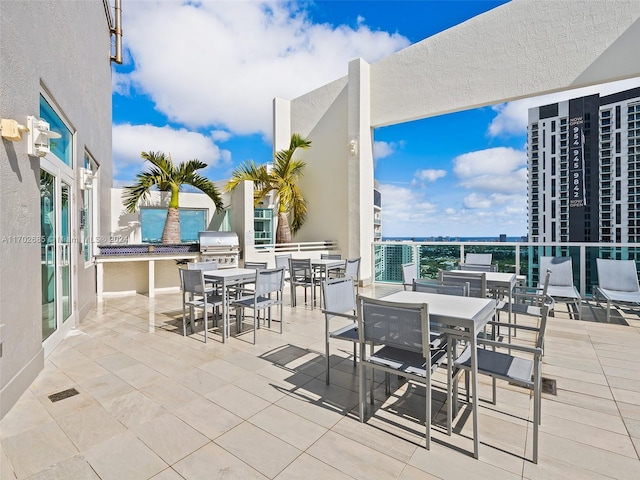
[224,161,269,192]
[187,173,224,212]
[289,183,307,234]
[122,171,161,212]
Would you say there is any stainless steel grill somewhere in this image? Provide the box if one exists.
[198,231,240,269]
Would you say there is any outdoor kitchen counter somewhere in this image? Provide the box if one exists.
[96,251,199,301]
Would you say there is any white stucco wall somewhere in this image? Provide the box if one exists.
[0,1,113,418]
[277,0,640,283]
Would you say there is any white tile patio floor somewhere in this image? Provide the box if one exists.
[2,284,640,479]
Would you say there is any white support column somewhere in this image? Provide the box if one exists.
[148,259,155,298]
[96,262,104,302]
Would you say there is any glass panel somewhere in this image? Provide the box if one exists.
[40,170,56,341]
[83,188,93,262]
[140,208,206,243]
[39,95,72,167]
[61,182,72,322]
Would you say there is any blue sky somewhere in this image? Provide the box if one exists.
[112,0,640,238]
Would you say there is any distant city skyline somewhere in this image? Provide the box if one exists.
[112,1,640,238]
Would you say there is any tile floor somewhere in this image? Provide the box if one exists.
[1,284,639,479]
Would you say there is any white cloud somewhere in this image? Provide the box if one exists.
[379,182,527,238]
[488,77,640,137]
[119,1,410,136]
[415,169,446,182]
[112,123,232,172]
[373,140,396,160]
[453,147,527,193]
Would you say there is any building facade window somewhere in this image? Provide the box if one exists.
[40,95,73,167]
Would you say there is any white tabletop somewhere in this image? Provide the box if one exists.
[203,268,256,281]
[382,290,496,333]
[450,270,516,288]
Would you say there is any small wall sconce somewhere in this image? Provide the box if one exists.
[27,116,61,157]
[0,118,29,142]
[80,168,96,190]
[349,138,358,156]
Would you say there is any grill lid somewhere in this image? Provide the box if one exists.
[198,231,239,249]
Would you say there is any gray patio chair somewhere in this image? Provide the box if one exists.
[459,252,497,272]
[244,261,268,269]
[539,256,582,320]
[402,262,417,290]
[499,269,553,327]
[230,267,284,344]
[179,268,223,343]
[439,270,487,298]
[594,258,640,322]
[357,295,447,450]
[274,253,291,300]
[321,252,344,277]
[452,301,550,463]
[187,260,218,271]
[412,279,468,351]
[413,279,468,297]
[289,258,319,309]
[343,257,361,294]
[238,261,268,296]
[464,253,492,266]
[322,276,358,385]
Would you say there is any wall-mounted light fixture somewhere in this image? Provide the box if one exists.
[349,138,358,156]
[0,118,29,142]
[27,116,61,157]
[80,167,96,190]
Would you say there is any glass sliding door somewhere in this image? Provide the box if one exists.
[61,182,72,322]
[40,169,74,342]
[40,169,57,341]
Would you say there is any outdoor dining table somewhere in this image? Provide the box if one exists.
[380,289,497,460]
[203,268,256,342]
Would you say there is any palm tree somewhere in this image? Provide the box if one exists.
[123,151,224,244]
[225,133,311,244]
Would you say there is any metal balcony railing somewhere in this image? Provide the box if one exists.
[371,240,640,299]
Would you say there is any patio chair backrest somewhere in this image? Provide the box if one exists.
[275,254,291,271]
[539,256,574,287]
[180,268,206,294]
[440,270,486,298]
[323,276,356,319]
[254,268,285,296]
[244,261,268,270]
[357,296,429,356]
[413,280,468,296]
[402,262,417,285]
[321,253,342,260]
[465,253,492,265]
[459,263,495,272]
[596,259,640,292]
[344,257,360,281]
[187,260,218,271]
[289,258,313,281]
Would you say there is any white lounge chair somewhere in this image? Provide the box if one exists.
[594,259,640,322]
[539,256,582,320]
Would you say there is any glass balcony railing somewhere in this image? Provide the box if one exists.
[372,240,640,298]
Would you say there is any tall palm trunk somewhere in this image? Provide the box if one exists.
[161,207,181,243]
[161,185,181,244]
[276,211,292,244]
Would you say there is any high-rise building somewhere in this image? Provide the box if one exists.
[528,87,640,243]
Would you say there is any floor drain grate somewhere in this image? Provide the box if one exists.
[541,377,557,395]
[48,388,80,403]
